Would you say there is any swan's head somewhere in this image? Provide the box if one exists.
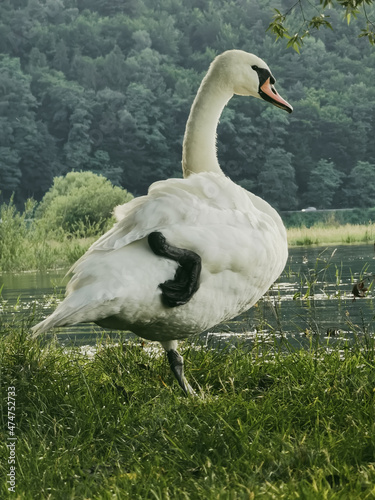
[212,50,293,113]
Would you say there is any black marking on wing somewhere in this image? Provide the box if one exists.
[148,231,202,307]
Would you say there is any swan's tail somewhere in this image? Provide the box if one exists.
[31,315,68,337]
[31,301,86,337]
[31,286,117,337]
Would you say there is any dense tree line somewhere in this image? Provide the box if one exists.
[0,0,375,210]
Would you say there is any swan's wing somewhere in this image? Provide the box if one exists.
[70,172,245,265]
[68,171,287,290]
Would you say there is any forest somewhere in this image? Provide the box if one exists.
[1,0,375,211]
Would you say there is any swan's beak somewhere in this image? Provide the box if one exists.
[259,78,293,114]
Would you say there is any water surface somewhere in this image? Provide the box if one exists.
[1,244,374,347]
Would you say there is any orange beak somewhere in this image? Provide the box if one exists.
[260,78,293,114]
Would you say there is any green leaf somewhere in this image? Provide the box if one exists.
[309,15,333,31]
[286,34,303,53]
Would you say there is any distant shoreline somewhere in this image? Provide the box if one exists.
[1,223,374,273]
[287,223,375,246]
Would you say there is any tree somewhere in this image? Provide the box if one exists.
[257,148,298,211]
[84,150,123,186]
[77,0,145,17]
[63,105,93,171]
[53,40,70,74]
[19,122,60,201]
[70,51,97,90]
[344,161,375,207]
[0,148,21,199]
[268,0,375,51]
[0,55,56,203]
[33,71,94,176]
[304,159,344,209]
[0,56,34,199]
[118,79,171,193]
[102,45,127,90]
[28,47,48,72]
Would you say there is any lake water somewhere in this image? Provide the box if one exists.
[1,244,375,348]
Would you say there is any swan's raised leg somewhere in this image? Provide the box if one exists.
[148,231,201,307]
[161,341,195,395]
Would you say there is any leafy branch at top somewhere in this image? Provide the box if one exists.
[267,0,375,51]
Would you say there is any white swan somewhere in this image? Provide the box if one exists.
[32,50,293,394]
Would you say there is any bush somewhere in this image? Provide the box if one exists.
[36,172,133,236]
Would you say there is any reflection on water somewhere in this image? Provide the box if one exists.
[1,245,375,347]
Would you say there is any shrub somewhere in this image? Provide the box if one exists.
[36,172,133,236]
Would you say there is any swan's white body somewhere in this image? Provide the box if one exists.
[33,50,292,390]
[34,172,287,340]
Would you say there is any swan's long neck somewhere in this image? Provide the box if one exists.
[182,73,232,178]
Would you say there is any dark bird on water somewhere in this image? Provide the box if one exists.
[352,280,368,301]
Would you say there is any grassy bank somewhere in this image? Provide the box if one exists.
[1,321,375,499]
[0,235,95,273]
[1,222,375,273]
[287,223,375,247]
[0,205,96,273]
[283,209,375,246]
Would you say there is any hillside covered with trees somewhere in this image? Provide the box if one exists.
[1,0,375,211]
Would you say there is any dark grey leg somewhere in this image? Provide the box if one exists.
[148,231,202,307]
[167,349,195,395]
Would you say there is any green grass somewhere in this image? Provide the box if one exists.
[0,198,98,272]
[1,320,375,499]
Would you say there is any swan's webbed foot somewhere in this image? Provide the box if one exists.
[167,349,195,395]
[148,231,201,307]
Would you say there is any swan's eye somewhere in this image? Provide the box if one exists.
[251,65,259,71]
